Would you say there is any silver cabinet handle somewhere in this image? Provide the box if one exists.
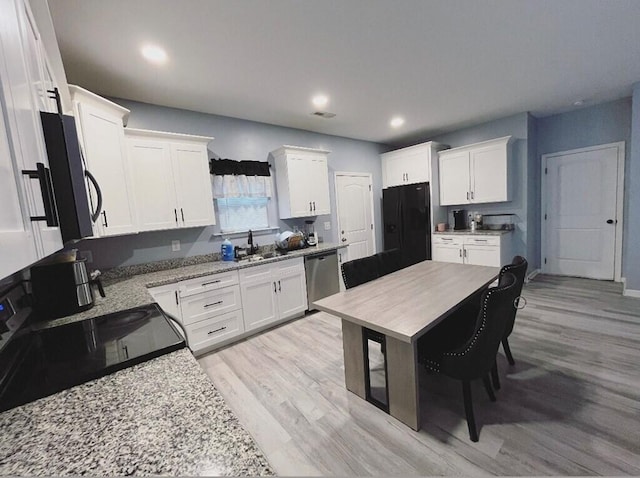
[464,249,467,258]
[174,208,178,224]
[309,202,312,211]
[174,291,179,305]
[467,191,470,200]
[207,326,226,335]
[471,191,474,199]
[273,282,277,293]
[442,238,452,241]
[459,249,462,257]
[204,300,223,308]
[278,280,281,292]
[313,201,316,211]
[181,208,185,222]
[102,210,108,227]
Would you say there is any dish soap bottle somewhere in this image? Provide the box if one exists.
[221,238,234,261]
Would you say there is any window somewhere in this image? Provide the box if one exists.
[215,197,269,233]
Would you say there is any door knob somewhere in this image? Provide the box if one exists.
[606,219,615,224]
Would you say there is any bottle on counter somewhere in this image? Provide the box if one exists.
[221,238,234,261]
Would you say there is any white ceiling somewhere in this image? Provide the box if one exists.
[48,0,640,145]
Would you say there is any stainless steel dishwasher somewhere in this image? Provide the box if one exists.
[304,250,340,310]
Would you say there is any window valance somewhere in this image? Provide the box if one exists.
[210,159,272,198]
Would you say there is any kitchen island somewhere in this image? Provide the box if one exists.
[0,348,272,476]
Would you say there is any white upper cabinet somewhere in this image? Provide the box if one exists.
[0,0,63,277]
[381,142,445,189]
[70,86,137,237]
[438,136,513,206]
[125,128,215,231]
[272,145,331,218]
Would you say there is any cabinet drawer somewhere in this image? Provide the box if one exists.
[463,235,500,246]
[180,285,241,325]
[185,309,245,352]
[178,270,239,297]
[275,256,304,274]
[238,262,273,283]
[433,235,462,245]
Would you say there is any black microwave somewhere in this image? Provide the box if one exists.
[40,109,101,243]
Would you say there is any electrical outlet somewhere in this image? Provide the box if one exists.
[171,240,180,252]
[324,221,331,230]
[79,250,93,263]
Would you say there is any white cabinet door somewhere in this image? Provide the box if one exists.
[381,152,405,188]
[0,0,62,259]
[276,267,308,320]
[171,142,216,227]
[77,102,137,236]
[148,283,181,322]
[240,278,278,331]
[439,151,470,206]
[463,245,501,267]
[128,138,178,231]
[310,156,331,215]
[470,145,508,203]
[0,105,38,280]
[432,244,464,264]
[286,156,312,217]
[401,151,429,185]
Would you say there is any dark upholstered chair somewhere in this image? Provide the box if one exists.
[376,249,402,276]
[489,255,528,389]
[417,272,519,442]
[341,256,381,289]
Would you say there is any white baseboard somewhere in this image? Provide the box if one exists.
[525,269,541,283]
[621,277,640,298]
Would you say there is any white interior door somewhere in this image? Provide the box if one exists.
[544,146,620,280]
[335,173,375,261]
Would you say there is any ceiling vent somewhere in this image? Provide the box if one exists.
[311,111,336,119]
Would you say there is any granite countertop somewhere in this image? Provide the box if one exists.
[0,348,273,476]
[433,229,512,236]
[33,242,345,330]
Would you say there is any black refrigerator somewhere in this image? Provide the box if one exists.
[383,182,431,267]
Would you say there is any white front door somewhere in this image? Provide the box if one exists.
[543,145,622,280]
[335,173,375,261]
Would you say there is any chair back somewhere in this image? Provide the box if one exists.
[341,255,380,289]
[499,256,528,338]
[376,248,402,276]
[440,272,519,381]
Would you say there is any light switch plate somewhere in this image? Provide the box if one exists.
[324,221,331,230]
[172,240,181,252]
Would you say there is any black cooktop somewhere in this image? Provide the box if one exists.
[0,302,185,413]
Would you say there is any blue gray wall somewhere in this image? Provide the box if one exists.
[537,97,633,284]
[626,84,640,291]
[79,99,386,269]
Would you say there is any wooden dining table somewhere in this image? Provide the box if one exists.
[313,260,500,431]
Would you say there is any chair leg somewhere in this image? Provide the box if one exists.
[491,361,501,390]
[462,381,479,442]
[482,375,496,402]
[503,338,515,365]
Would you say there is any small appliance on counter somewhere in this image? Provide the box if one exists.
[30,251,105,319]
[453,209,467,230]
[304,220,318,246]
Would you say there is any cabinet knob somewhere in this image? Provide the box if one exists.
[341,238,347,242]
[606,219,615,224]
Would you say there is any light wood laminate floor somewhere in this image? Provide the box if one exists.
[198,275,640,476]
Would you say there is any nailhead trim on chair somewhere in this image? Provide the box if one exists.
[443,280,516,358]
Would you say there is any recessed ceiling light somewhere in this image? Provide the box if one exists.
[141,44,168,64]
[390,116,405,128]
[312,95,329,109]
[573,99,585,106]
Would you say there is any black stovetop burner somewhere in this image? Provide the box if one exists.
[0,299,185,413]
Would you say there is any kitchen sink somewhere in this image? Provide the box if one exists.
[234,250,287,263]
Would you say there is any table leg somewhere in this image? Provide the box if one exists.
[341,319,366,399]
[385,336,420,431]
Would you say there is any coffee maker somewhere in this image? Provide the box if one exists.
[453,209,467,230]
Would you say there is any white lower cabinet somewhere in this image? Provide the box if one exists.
[432,234,513,267]
[240,257,308,332]
[148,256,308,355]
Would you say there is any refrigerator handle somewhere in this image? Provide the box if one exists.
[398,200,404,248]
